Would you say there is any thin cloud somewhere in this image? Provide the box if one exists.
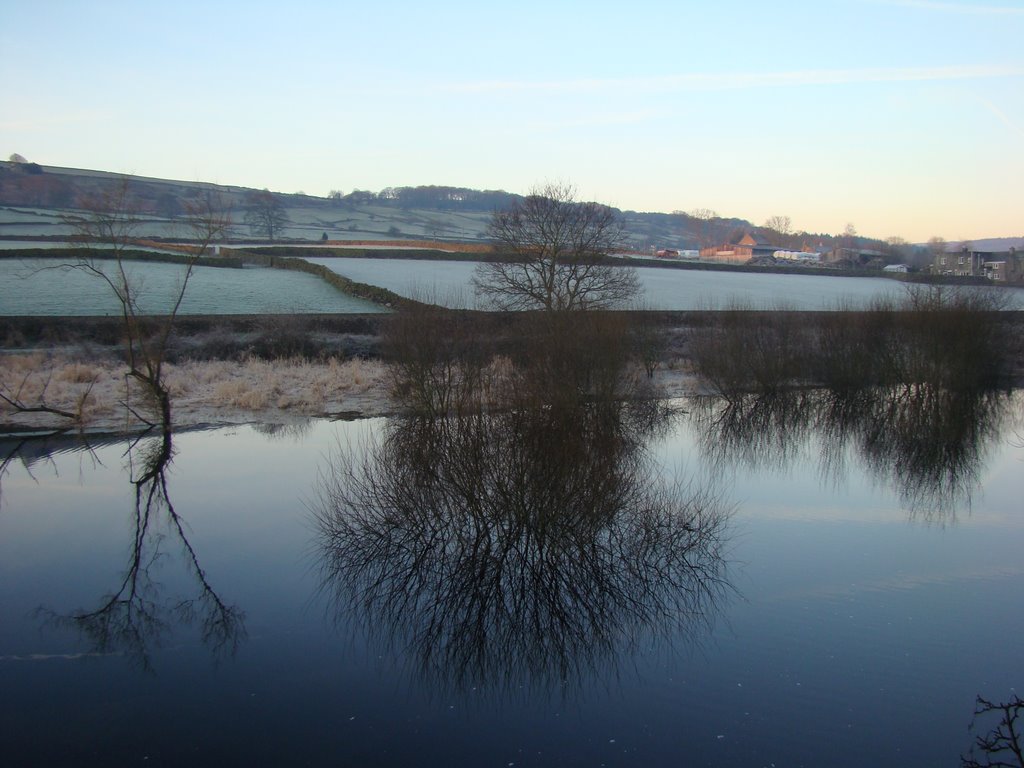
[524,110,663,132]
[0,110,111,132]
[869,0,1024,15]
[440,65,1024,95]
[973,95,1024,139]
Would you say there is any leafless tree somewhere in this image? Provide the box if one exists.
[474,182,639,311]
[244,188,290,240]
[761,214,793,248]
[763,214,792,236]
[688,207,719,248]
[61,178,232,426]
[761,214,792,245]
[928,236,947,254]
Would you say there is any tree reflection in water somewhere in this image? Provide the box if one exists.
[36,427,246,670]
[962,694,1024,768]
[689,385,1015,522]
[312,401,732,697]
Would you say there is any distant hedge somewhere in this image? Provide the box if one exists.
[240,246,491,262]
[0,248,245,269]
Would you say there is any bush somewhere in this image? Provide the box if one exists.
[383,305,492,417]
[689,288,1015,397]
[689,306,813,396]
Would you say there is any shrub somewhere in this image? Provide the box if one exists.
[689,287,1015,397]
[383,304,492,417]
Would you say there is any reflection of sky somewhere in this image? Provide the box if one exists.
[654,395,1024,527]
[1,413,1023,766]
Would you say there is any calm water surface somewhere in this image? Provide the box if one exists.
[0,258,386,315]
[1,391,1022,766]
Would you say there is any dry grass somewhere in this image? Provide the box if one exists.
[1,353,124,425]
[1,353,391,430]
[3,345,697,432]
[169,357,389,416]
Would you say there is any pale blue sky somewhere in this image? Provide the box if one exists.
[2,0,1021,241]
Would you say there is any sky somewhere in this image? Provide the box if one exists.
[1,0,1022,242]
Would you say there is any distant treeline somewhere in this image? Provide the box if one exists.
[0,161,924,262]
[342,185,522,212]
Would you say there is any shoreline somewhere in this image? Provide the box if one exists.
[0,350,704,436]
[5,305,1021,437]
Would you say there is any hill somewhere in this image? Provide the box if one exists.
[0,160,924,260]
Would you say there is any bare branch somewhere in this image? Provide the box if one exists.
[0,367,79,421]
[963,695,1024,768]
[474,182,639,311]
[55,177,234,429]
[244,189,289,241]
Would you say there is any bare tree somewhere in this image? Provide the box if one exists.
[927,236,948,272]
[689,207,719,249]
[61,179,232,426]
[761,214,793,248]
[474,182,639,311]
[244,189,290,240]
[883,235,911,263]
[763,215,791,235]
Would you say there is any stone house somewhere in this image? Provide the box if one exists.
[932,246,1022,282]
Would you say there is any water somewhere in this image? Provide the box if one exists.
[1,390,1021,766]
[304,256,1024,310]
[0,257,387,315]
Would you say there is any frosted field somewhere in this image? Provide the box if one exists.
[0,204,490,243]
[0,258,386,316]
[4,252,1020,317]
[305,256,940,310]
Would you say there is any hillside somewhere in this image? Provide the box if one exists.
[0,160,938,259]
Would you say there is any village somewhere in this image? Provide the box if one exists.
[652,232,1024,282]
